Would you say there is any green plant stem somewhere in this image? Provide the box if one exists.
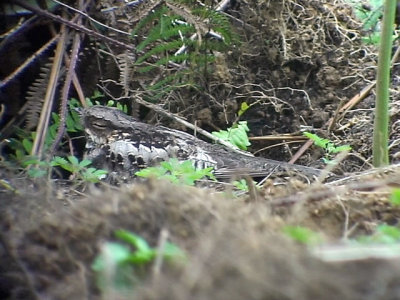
[373,0,397,167]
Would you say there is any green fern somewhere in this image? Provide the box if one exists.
[131,1,236,100]
[131,5,168,38]
[194,8,234,45]
[137,53,190,73]
[136,40,185,64]
[136,16,193,52]
[146,71,189,102]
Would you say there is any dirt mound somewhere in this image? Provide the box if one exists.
[1,177,400,299]
[1,180,228,299]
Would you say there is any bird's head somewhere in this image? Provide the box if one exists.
[82,105,136,142]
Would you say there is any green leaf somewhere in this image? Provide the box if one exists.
[52,112,60,124]
[27,168,47,178]
[136,166,167,178]
[162,242,186,261]
[212,130,230,140]
[283,226,322,245]
[85,97,94,107]
[71,112,83,131]
[377,224,400,241]
[238,102,249,116]
[15,149,25,161]
[115,230,156,265]
[21,157,41,167]
[233,179,249,192]
[135,158,215,185]
[46,124,56,142]
[22,139,33,154]
[332,145,352,153]
[136,39,184,64]
[125,249,156,264]
[160,160,175,172]
[50,156,68,167]
[93,169,108,176]
[79,159,92,168]
[390,188,400,206]
[51,156,75,172]
[92,90,104,99]
[67,155,80,166]
[303,131,351,155]
[212,121,251,150]
[115,230,152,252]
[358,224,400,244]
[81,168,107,183]
[92,242,131,272]
[65,114,76,132]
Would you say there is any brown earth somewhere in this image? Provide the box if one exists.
[1,0,400,299]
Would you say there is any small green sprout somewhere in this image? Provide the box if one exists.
[135,158,216,185]
[232,178,258,192]
[303,132,351,164]
[212,121,251,150]
[357,224,400,244]
[389,188,400,206]
[50,156,108,182]
[238,102,250,117]
[283,225,322,245]
[92,230,186,291]
[232,179,250,192]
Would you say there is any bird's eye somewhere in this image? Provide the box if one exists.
[92,121,107,129]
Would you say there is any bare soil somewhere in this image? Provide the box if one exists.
[1,1,400,299]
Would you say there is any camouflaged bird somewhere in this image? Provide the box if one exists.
[82,105,322,180]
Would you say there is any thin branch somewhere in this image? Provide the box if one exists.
[52,0,131,36]
[51,31,82,154]
[0,34,59,89]
[12,0,135,51]
[133,96,253,156]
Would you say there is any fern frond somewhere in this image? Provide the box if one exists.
[137,16,195,51]
[200,39,228,52]
[190,7,234,45]
[150,85,178,101]
[130,0,164,27]
[131,5,168,37]
[130,1,237,102]
[136,21,164,51]
[148,71,187,91]
[136,39,184,64]
[25,62,55,129]
[189,53,216,66]
[165,1,209,36]
[138,53,190,73]
[116,51,136,93]
[208,11,235,45]
[147,71,190,101]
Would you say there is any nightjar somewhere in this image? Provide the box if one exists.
[82,105,322,181]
